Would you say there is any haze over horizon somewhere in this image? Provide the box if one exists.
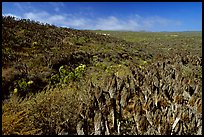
[2,2,202,32]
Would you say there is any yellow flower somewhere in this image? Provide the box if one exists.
[32,42,38,45]
[14,88,18,94]
[27,81,33,85]
[139,65,144,70]
[143,61,147,64]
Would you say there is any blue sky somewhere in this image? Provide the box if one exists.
[2,2,202,32]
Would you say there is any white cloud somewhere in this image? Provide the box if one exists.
[144,16,180,26]
[3,11,182,31]
[71,19,89,27]
[3,13,22,19]
[93,16,140,31]
[47,15,66,23]
[24,11,49,23]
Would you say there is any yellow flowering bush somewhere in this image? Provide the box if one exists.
[51,64,86,87]
[14,79,34,95]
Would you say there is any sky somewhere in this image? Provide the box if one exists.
[2,2,202,32]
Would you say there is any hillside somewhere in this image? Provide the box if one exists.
[2,16,150,99]
[2,16,202,135]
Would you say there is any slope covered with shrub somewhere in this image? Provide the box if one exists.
[2,16,202,135]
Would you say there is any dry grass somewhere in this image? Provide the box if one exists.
[2,84,83,135]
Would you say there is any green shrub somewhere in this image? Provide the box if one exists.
[14,79,34,95]
[76,37,86,45]
[50,64,86,87]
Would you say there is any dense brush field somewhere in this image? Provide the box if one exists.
[2,16,202,135]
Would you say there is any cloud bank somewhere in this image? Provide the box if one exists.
[3,10,182,31]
